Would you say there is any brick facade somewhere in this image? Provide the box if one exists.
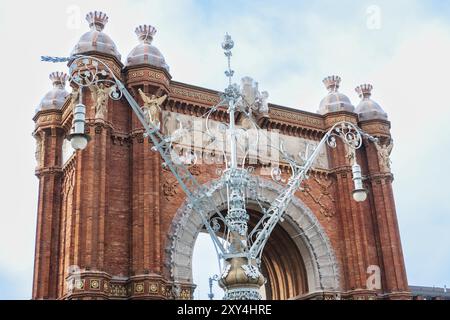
[32,50,410,300]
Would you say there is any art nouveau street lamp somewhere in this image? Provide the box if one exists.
[42,34,375,300]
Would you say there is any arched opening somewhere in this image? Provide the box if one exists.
[167,178,340,300]
[254,211,308,299]
[192,209,308,300]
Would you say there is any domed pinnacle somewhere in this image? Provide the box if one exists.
[49,72,68,88]
[355,84,373,99]
[86,11,109,32]
[135,25,157,44]
[323,75,341,93]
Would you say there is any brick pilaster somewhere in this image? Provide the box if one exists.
[33,124,64,299]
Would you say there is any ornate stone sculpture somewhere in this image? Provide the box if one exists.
[374,139,394,172]
[138,88,167,128]
[35,135,43,167]
[91,83,109,119]
[256,90,269,114]
[345,144,356,164]
[240,77,269,116]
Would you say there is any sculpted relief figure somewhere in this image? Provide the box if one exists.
[345,144,356,165]
[255,90,269,115]
[35,136,43,167]
[91,84,109,119]
[375,138,394,172]
[138,88,167,129]
[240,77,270,118]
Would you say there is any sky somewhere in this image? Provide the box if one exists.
[0,0,449,299]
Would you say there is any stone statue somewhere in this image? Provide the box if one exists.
[374,139,394,172]
[138,89,167,128]
[240,77,270,116]
[91,83,109,119]
[256,90,269,114]
[35,136,43,167]
[345,145,356,164]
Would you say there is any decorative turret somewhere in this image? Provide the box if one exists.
[36,72,69,112]
[318,75,355,115]
[126,24,170,71]
[71,11,121,60]
[355,84,388,121]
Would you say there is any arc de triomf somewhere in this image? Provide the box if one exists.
[32,11,410,300]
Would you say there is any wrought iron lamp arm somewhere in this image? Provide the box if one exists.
[249,121,373,259]
[43,54,229,255]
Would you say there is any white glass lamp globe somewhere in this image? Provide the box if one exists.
[70,134,89,150]
[352,189,368,202]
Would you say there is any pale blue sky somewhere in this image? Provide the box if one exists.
[0,0,449,299]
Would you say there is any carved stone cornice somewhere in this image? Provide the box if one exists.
[111,133,131,147]
[129,130,145,144]
[340,289,379,300]
[170,83,220,106]
[381,291,412,300]
[323,111,359,129]
[368,172,394,184]
[294,291,342,300]
[295,289,405,300]
[35,166,63,178]
[269,106,324,130]
[359,118,391,135]
[33,110,63,132]
[331,165,353,178]
[124,65,171,92]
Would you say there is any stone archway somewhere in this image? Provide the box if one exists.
[165,178,341,299]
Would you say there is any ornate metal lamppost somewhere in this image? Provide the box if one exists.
[43,33,377,300]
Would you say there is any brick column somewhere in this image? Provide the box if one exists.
[32,114,64,299]
[360,120,410,299]
[130,84,164,277]
[325,113,378,298]
[64,74,131,299]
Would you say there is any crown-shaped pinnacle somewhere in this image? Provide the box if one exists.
[49,72,68,88]
[355,84,373,99]
[323,75,341,93]
[86,11,109,31]
[135,25,157,44]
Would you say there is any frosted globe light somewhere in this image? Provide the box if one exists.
[70,134,88,150]
[353,189,368,202]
